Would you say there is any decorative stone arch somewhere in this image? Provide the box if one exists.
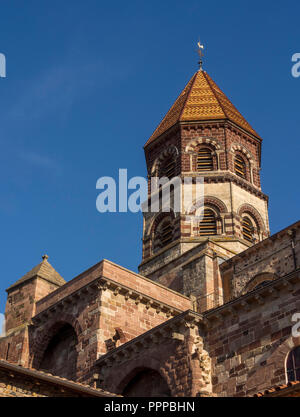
[187,196,228,236]
[286,345,300,383]
[230,143,254,164]
[238,203,266,239]
[150,145,179,176]
[150,210,176,253]
[243,272,277,294]
[245,336,300,389]
[149,209,176,237]
[30,313,83,370]
[203,196,228,214]
[184,137,223,172]
[105,357,174,396]
[274,337,300,383]
[185,136,222,153]
[186,195,227,216]
[143,210,174,239]
[231,143,256,183]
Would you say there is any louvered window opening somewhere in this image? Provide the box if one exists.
[160,221,173,246]
[199,209,217,236]
[235,155,246,178]
[161,158,175,179]
[242,217,253,242]
[197,148,213,171]
[287,347,300,382]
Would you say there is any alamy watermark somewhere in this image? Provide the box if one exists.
[0,313,5,337]
[291,53,300,78]
[96,169,205,221]
[292,313,300,337]
[0,53,6,78]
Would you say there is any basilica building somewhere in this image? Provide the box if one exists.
[0,64,299,397]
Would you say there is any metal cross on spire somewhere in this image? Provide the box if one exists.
[197,40,204,71]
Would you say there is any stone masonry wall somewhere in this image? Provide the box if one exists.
[0,259,192,384]
[97,312,211,397]
[180,122,261,188]
[141,240,236,312]
[5,277,62,334]
[221,221,300,299]
[204,272,300,396]
[141,119,268,288]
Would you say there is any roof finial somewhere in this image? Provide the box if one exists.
[42,254,49,261]
[197,39,204,71]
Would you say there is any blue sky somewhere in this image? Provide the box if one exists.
[0,0,299,312]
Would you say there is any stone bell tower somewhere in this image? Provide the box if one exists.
[138,65,270,312]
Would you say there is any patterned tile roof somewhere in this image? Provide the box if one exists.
[145,70,261,147]
[6,256,66,291]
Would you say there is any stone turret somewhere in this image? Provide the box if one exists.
[0,255,65,365]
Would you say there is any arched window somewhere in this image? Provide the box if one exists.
[286,347,300,382]
[160,219,173,246]
[234,154,246,179]
[199,209,217,236]
[153,217,174,252]
[197,147,213,171]
[242,216,254,242]
[160,156,175,179]
[242,273,276,294]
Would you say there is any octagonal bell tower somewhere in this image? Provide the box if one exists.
[138,65,270,311]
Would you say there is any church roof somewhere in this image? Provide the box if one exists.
[0,360,118,397]
[6,255,66,291]
[145,70,261,146]
[254,381,300,397]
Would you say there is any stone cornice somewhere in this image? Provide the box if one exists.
[203,269,300,326]
[180,172,267,201]
[103,259,190,300]
[96,310,203,368]
[32,279,100,324]
[226,243,295,276]
[180,120,262,144]
[144,123,180,151]
[144,119,262,152]
[32,276,185,326]
[139,237,242,274]
[224,119,262,144]
[143,171,267,207]
[220,220,300,271]
[97,277,184,317]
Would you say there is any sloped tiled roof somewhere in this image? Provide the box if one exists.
[6,256,66,291]
[0,360,118,397]
[254,381,300,397]
[145,70,261,146]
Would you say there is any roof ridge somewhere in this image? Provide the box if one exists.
[178,71,198,120]
[144,73,196,147]
[202,71,227,118]
[204,72,261,138]
[6,257,66,292]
